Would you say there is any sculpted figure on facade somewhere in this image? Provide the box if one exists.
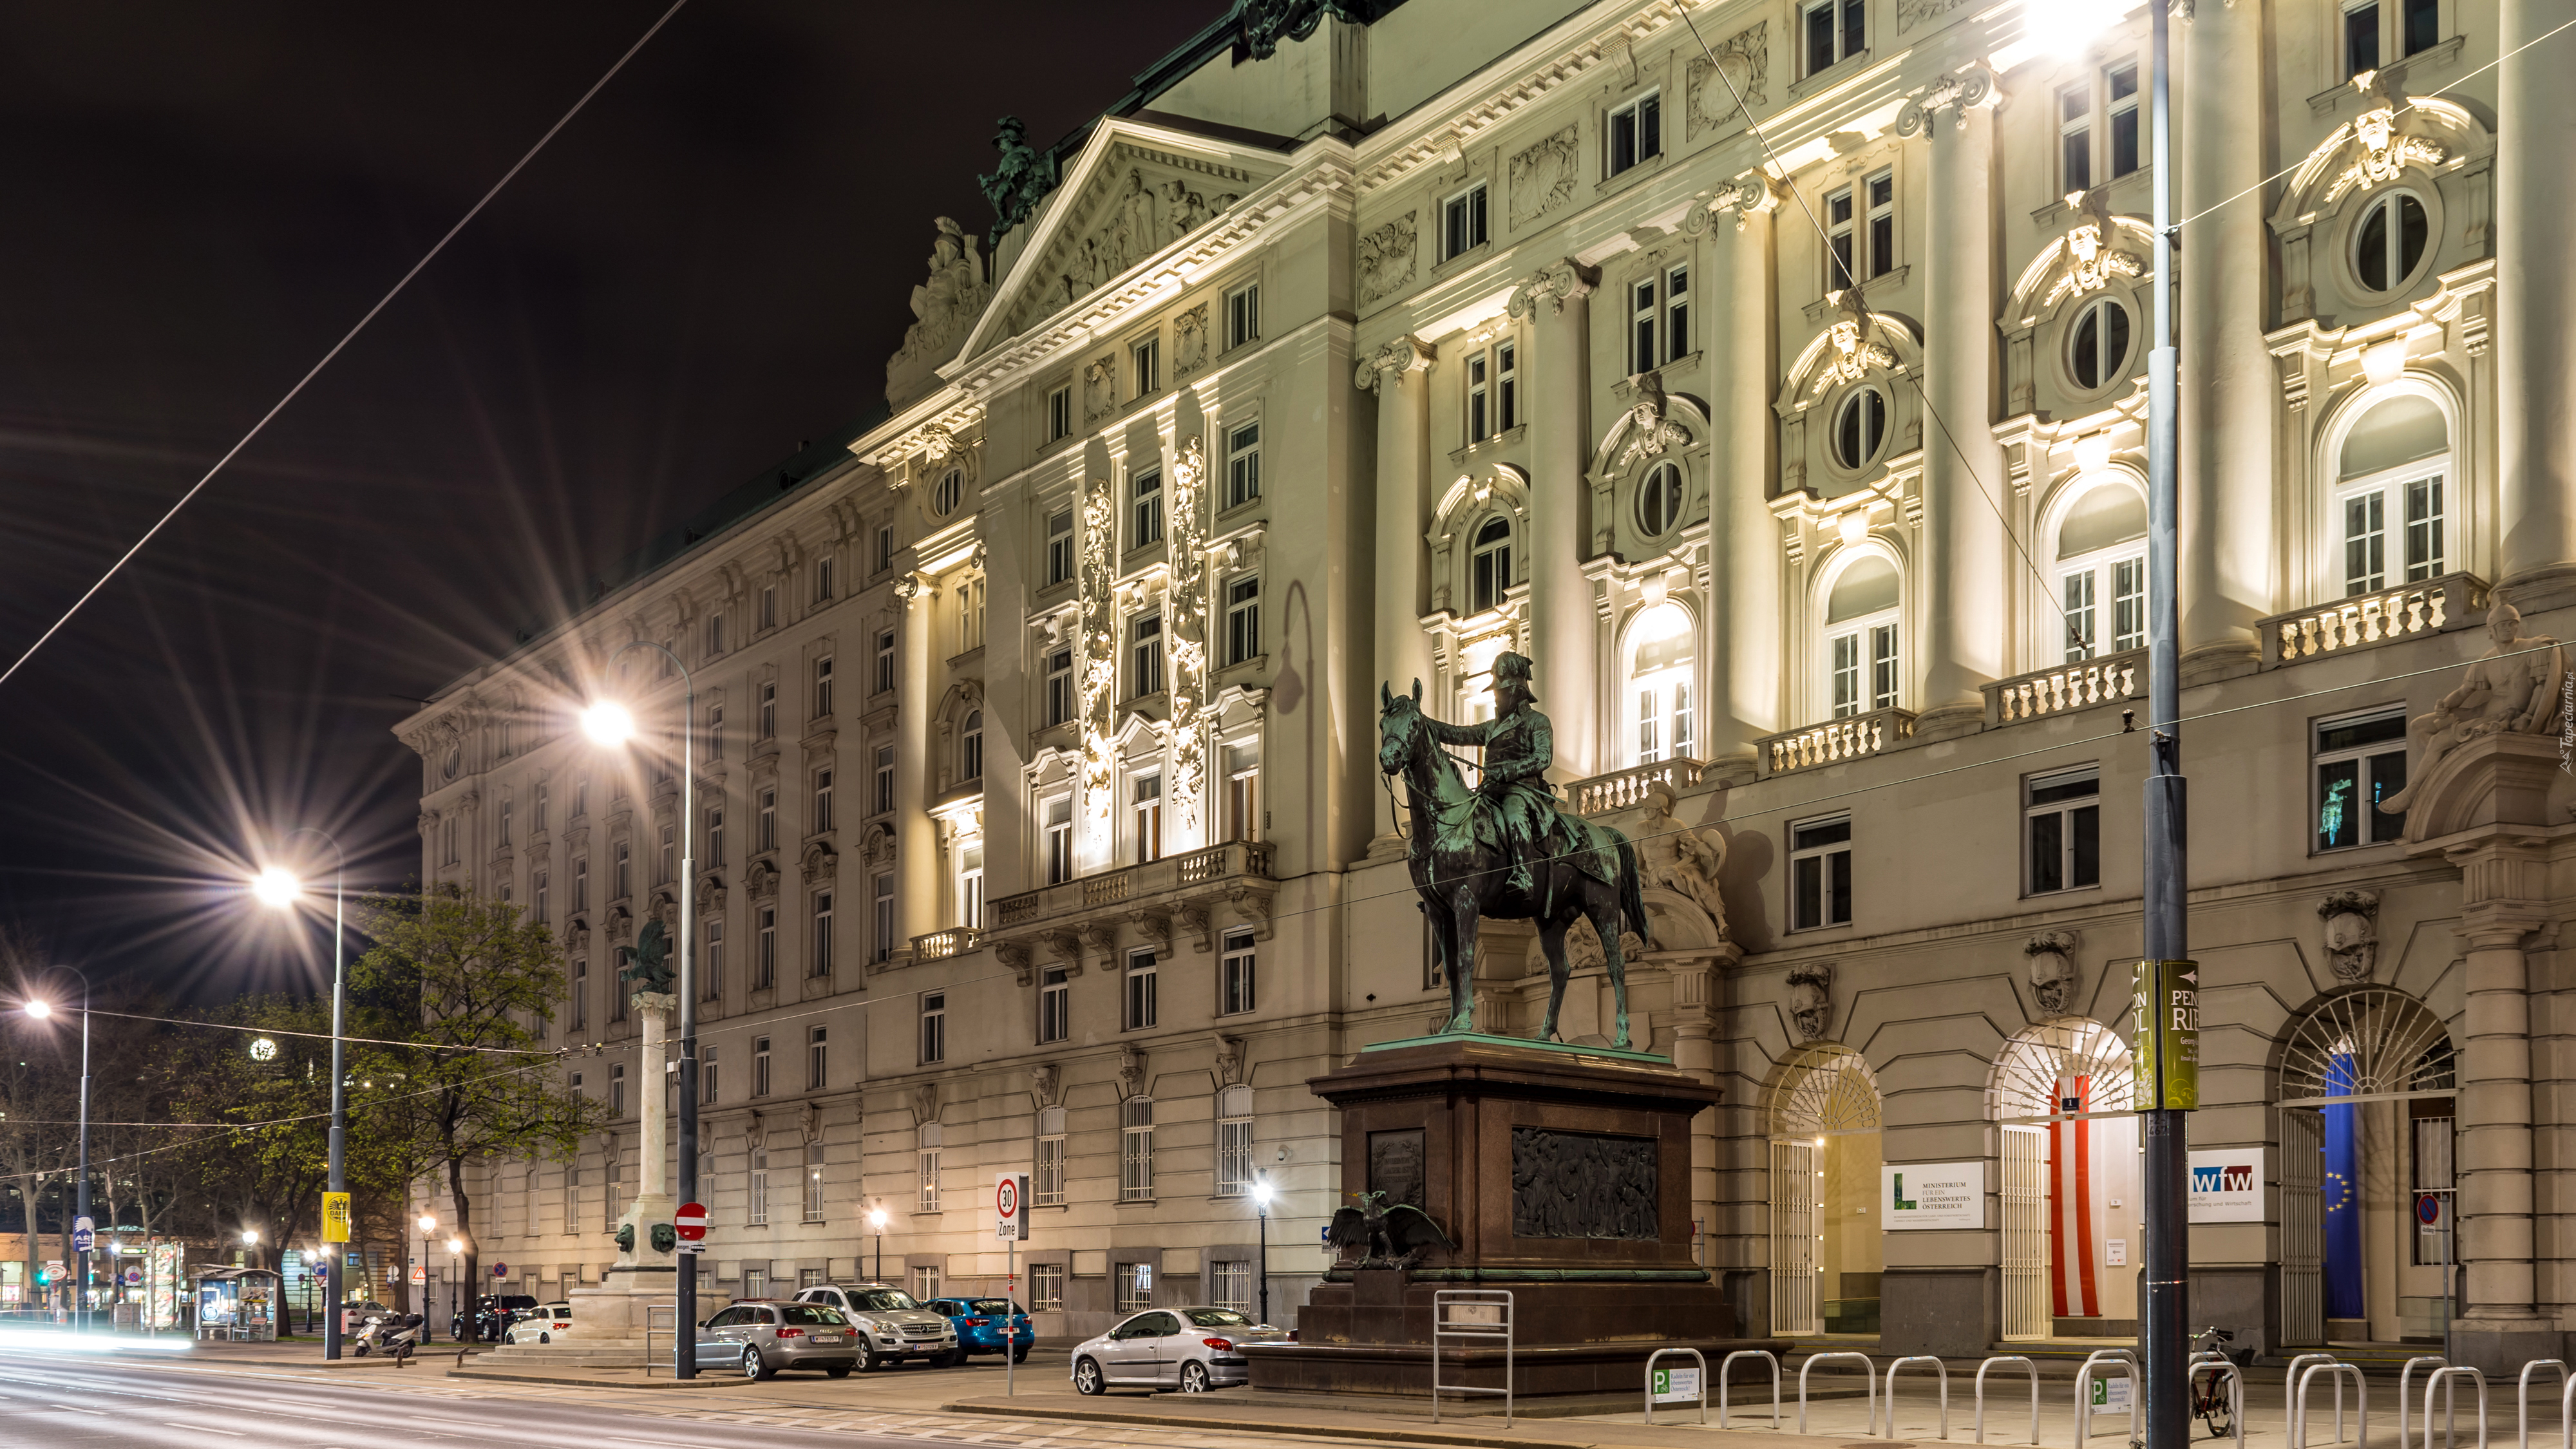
[2024,931,2077,1016]
[1111,169,1159,273]
[1632,784,1727,940]
[1357,213,1417,307]
[1173,303,1209,377]
[2379,601,2566,811]
[1158,178,1210,241]
[978,116,1052,241]
[1785,961,1834,1041]
[2320,890,2380,981]
[887,218,990,406]
[1508,125,1580,228]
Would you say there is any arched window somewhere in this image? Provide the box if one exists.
[934,468,964,517]
[2052,480,2148,660]
[1832,387,1889,471]
[2334,390,2448,594]
[1636,462,1685,536]
[1624,602,1696,766]
[2067,297,2132,390]
[1823,553,1900,716]
[1470,516,1513,614]
[960,710,984,783]
[2352,191,2429,293]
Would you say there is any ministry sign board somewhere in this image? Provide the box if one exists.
[1882,1162,1984,1229]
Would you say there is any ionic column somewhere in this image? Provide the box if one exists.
[2178,0,2274,668]
[1509,261,1602,777]
[2496,0,2576,590]
[895,576,938,952]
[1359,336,1437,699]
[1701,180,1784,770]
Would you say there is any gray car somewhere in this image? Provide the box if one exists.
[791,1283,961,1370]
[693,1300,860,1379]
[1070,1306,1287,1394]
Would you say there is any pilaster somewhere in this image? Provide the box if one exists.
[2496,0,2576,599]
[1696,180,1784,777]
[1359,336,1437,703]
[1509,261,1602,776]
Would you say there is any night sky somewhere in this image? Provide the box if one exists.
[0,1,1218,998]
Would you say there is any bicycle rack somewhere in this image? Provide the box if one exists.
[2423,1366,2490,1449]
[2519,1359,2568,1449]
[1719,1349,1783,1431]
[1429,1289,1513,1428]
[2404,1357,2454,1449]
[2188,1350,2247,1449]
[1645,1347,1709,1427]
[1975,1356,2040,1445]
[2075,1352,2139,1443]
[1799,1350,1879,1437]
[2297,1362,2368,1449]
[1887,1356,1950,1441]
[2558,1369,2576,1449]
[2288,1353,2345,1444]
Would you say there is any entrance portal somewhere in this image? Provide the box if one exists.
[1767,1045,1882,1336]
[1990,1018,2137,1339]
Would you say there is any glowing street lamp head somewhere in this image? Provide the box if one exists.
[242,1229,260,1246]
[21,998,52,1021]
[866,1207,889,1232]
[581,700,638,746]
[447,1238,464,1255]
[1252,1179,1275,1208]
[2023,0,2124,59]
[251,866,305,909]
[418,1215,437,1233]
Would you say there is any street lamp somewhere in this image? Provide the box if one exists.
[1251,1177,1274,1327]
[447,1237,465,1339]
[417,1215,437,1323]
[867,1206,889,1282]
[19,966,92,1334]
[583,643,699,1377]
[250,828,350,1362]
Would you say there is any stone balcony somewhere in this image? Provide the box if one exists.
[1984,649,2145,726]
[1757,707,1917,777]
[983,838,1278,981]
[910,927,981,961]
[1563,758,1704,816]
[2259,571,2488,668]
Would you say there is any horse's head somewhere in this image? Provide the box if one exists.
[1378,678,1425,775]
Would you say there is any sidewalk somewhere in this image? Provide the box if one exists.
[940,1390,1867,1449]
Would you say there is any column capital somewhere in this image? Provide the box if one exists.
[1507,259,1600,319]
[1352,334,1437,392]
[1894,62,2002,137]
[893,574,927,604]
[1683,173,1788,236]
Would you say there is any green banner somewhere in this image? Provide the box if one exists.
[2132,959,2200,1110]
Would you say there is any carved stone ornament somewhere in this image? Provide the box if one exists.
[1785,961,1835,1041]
[1127,908,1173,950]
[1225,883,1274,933]
[1354,334,1435,393]
[1177,901,1214,953]
[1893,63,1999,138]
[1506,258,1598,319]
[799,842,839,887]
[910,1083,938,1126]
[1615,376,1694,469]
[1076,920,1119,960]
[1510,1128,1658,1240]
[1685,21,1767,138]
[2047,189,2145,307]
[1810,298,1898,395]
[2327,77,2447,202]
[1897,0,1975,33]
[859,822,894,866]
[2379,601,2567,812]
[1213,1033,1247,1087]
[1116,1044,1148,1099]
[886,217,991,408]
[1041,929,1082,972]
[1507,125,1580,229]
[1357,212,1417,307]
[1031,1062,1062,1108]
[1173,303,1210,379]
[2320,889,2382,981]
[1235,0,1377,61]
[996,938,1034,986]
[1684,173,1785,238]
[1082,355,1117,424]
[1632,785,1728,939]
[746,857,779,901]
[2024,931,2078,1015]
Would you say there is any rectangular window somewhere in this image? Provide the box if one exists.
[1829,622,1900,716]
[917,1130,943,1213]
[1870,624,1899,712]
[1804,0,1866,74]
[1216,1114,1255,1198]
[2025,766,2103,895]
[747,1146,770,1227]
[1048,384,1073,442]
[2061,569,2098,664]
[614,841,631,900]
[758,680,777,739]
[810,891,833,976]
[1226,283,1260,350]
[572,958,588,1032]
[875,630,896,694]
[755,905,777,990]
[1467,351,1490,443]
[534,781,549,834]
[1045,647,1075,726]
[701,1045,719,1104]
[1131,614,1165,697]
[1631,278,1658,375]
[1125,947,1159,1030]
[807,1025,827,1092]
[1046,508,1075,586]
[1441,182,1489,260]
[1119,1097,1155,1202]
[706,703,724,763]
[1133,337,1160,396]
[658,824,676,887]
[1826,184,1855,290]
[533,871,549,926]
[2107,63,2141,178]
[802,1140,826,1222]
[1226,743,1261,843]
[1864,170,1894,278]
[2344,469,2452,594]
[759,586,778,632]
[2060,82,2093,194]
[876,523,895,573]
[921,991,947,1065]
[813,769,834,835]
[752,1036,772,1097]
[1226,576,1260,666]
[1115,1262,1150,1312]
[441,816,457,866]
[2315,708,2409,850]
[574,777,589,819]
[499,795,513,847]
[910,1265,942,1302]
[739,1265,766,1302]
[1211,1260,1253,1314]
[874,872,896,962]
[1039,965,1071,1044]
[1665,265,1690,359]
[1607,91,1661,176]
[874,745,895,815]
[1496,342,1517,431]
[1035,1133,1066,1206]
[813,656,833,719]
[1131,469,1164,548]
[703,919,724,1000]
[2345,0,2382,77]
[757,788,777,852]
[1044,795,1074,884]
[1220,929,1256,1017]
[958,843,983,929]
[610,1064,627,1118]
[1226,421,1261,509]
[705,805,724,867]
[815,555,835,603]
[1788,814,1854,931]
[574,857,589,914]
[2411,1104,2455,1264]
[1030,1262,1066,1310]
[1133,773,1163,864]
[2403,0,2438,53]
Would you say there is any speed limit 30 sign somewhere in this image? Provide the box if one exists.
[995,1173,1030,1240]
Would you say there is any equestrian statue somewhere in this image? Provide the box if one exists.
[1377,652,1651,1049]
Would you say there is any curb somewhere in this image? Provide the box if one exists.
[449,1367,739,1389]
[936,1399,1865,1448]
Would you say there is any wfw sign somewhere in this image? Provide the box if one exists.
[2187,1147,2264,1223]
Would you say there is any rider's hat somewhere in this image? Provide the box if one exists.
[1492,651,1536,702]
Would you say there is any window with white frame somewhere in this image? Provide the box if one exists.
[499,794,513,847]
[1864,171,1892,278]
[1130,613,1164,697]
[758,680,777,739]
[875,745,895,814]
[875,629,896,694]
[1627,266,1690,375]
[815,554,835,602]
[2059,82,2094,193]
[703,918,723,999]
[1226,283,1260,350]
[2341,0,2442,78]
[1220,929,1257,1017]
[812,656,833,719]
[706,802,724,865]
[1043,795,1074,884]
[534,871,549,926]
[1788,813,1853,931]
[918,1123,943,1211]
[2025,766,2103,895]
[958,842,983,929]
[1441,181,1489,260]
[755,787,777,853]
[1125,947,1159,1029]
[757,905,777,989]
[1226,576,1260,665]
[1045,646,1075,726]
[1133,336,1160,395]
[1470,516,1513,614]
[1211,1260,1253,1313]
[747,1144,770,1226]
[534,781,549,833]
[1046,507,1075,586]
[960,710,983,782]
[706,703,724,762]
[1115,1262,1151,1312]
[2336,392,2448,594]
[876,522,895,573]
[957,573,986,654]
[1636,461,1685,537]
[759,585,778,632]
[1830,386,1889,471]
[920,990,947,1064]
[2063,63,2143,194]
[1030,1262,1066,1309]
[1224,742,1261,843]
[1119,1097,1155,1201]
[909,1264,942,1300]
[752,1034,772,1096]
[812,768,834,835]
[1625,601,1696,766]
[2353,190,2430,294]
[1132,773,1163,863]
[1048,384,1073,442]
[1226,421,1261,509]
[802,1141,825,1222]
[1466,341,1518,444]
[1607,90,1661,176]
[1035,1106,1068,1204]
[2054,482,2149,659]
[810,891,833,976]
[571,957,588,1031]
[2315,707,2409,849]
[1823,554,1900,716]
[701,1044,718,1103]
[610,1063,627,1116]
[2068,296,2134,392]
[1803,0,1866,74]
[873,871,895,961]
[1216,1083,1255,1195]
[1131,468,1164,548]
[1039,965,1071,1045]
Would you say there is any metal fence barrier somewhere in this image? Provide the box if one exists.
[2424,1366,2490,1449]
[2406,1357,2455,1449]
[2519,1359,2568,1449]
[2075,1351,2138,1443]
[1799,1350,1879,1437]
[1645,1347,1709,1427]
[2188,1351,2247,1449]
[1888,1355,1950,1441]
[1430,1289,1512,1428]
[643,1302,676,1379]
[1975,1355,2040,1446]
[1721,1349,1783,1431]
[2297,1361,2368,1449]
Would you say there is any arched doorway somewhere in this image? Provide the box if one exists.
[1767,1045,1882,1336]
[1989,1018,2137,1340]
[2277,987,2458,1345]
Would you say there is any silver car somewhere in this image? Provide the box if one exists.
[791,1283,961,1370]
[693,1299,860,1379]
[1070,1306,1287,1394]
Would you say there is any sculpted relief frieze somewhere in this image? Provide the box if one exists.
[1897,0,1973,32]
[1358,213,1417,307]
[1020,153,1244,328]
[1508,126,1580,229]
[1685,22,1766,138]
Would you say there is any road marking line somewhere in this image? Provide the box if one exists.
[51,1404,104,1412]
[164,1425,244,1438]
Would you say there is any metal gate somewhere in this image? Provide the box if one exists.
[2001,1124,2048,1340]
[2280,1107,2324,1347]
[1770,1137,1821,1335]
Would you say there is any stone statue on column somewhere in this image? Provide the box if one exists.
[2380,601,2564,812]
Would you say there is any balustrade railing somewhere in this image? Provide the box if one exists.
[1758,708,1917,777]
[2261,571,2488,668]
[909,927,981,961]
[1985,650,2144,724]
[1566,758,1704,815]
[989,838,1276,932]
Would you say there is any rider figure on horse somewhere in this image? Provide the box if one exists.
[1423,652,1563,903]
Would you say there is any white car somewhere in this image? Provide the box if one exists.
[1070,1307,1287,1394]
[503,1301,574,1345]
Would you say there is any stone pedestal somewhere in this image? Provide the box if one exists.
[1247,1034,1776,1397]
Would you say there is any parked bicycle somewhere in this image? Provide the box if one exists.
[2190,1326,2256,1439]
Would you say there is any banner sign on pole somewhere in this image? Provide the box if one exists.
[321,1192,352,1243]
[71,1217,95,1254]
[2132,959,2200,1110]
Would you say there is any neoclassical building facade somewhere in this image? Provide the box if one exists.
[401,0,2576,1361]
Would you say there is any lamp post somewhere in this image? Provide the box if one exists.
[447,1237,464,1339]
[582,641,697,1378]
[20,965,92,1334]
[251,828,349,1361]
[1251,1177,1274,1327]
[417,1214,436,1323]
[867,1206,889,1282]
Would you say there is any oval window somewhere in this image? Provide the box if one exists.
[1637,462,1684,536]
[441,746,462,781]
[2069,298,2132,391]
[934,469,964,517]
[1832,388,1888,471]
[2353,192,2429,293]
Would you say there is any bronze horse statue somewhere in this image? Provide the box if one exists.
[1378,679,1651,1048]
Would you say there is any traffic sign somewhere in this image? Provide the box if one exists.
[2418,1193,2443,1226]
[675,1201,708,1242]
[995,1173,1030,1241]
[491,1262,509,1279]
[71,1217,94,1253]
[411,1265,426,1284]
[122,1268,139,1287]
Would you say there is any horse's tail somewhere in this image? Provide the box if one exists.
[1616,832,1653,952]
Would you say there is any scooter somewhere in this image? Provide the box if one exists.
[349,1312,395,1356]
[379,1313,428,1363]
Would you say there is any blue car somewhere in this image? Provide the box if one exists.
[924,1296,1034,1360]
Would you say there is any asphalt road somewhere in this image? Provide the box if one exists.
[0,1348,978,1448]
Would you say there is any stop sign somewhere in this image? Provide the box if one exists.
[676,1202,708,1242]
